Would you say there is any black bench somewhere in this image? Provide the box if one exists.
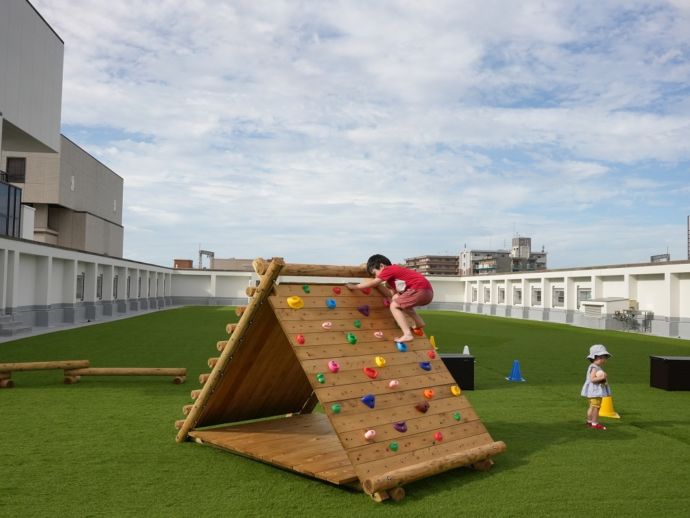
[650,356,690,391]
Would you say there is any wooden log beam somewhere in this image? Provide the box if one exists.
[63,375,81,384]
[361,440,506,495]
[279,263,369,278]
[216,340,227,352]
[0,360,90,372]
[0,378,15,388]
[65,367,186,377]
[198,373,210,385]
[207,357,219,368]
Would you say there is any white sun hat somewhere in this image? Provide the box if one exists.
[587,344,612,359]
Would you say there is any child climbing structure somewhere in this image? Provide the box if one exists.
[175,258,505,502]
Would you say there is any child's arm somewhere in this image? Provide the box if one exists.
[345,277,384,290]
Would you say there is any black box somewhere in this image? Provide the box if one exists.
[440,354,475,390]
[650,356,690,391]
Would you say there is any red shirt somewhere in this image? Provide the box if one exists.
[377,264,433,292]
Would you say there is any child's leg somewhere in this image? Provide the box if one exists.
[390,301,414,342]
[404,307,425,329]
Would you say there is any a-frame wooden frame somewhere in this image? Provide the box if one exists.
[175,258,506,501]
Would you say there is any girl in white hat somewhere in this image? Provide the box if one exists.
[581,344,612,430]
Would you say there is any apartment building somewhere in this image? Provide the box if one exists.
[405,255,459,276]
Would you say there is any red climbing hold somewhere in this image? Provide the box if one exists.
[363,367,378,379]
[296,334,305,345]
[361,287,372,295]
[332,287,342,295]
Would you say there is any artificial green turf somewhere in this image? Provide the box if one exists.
[1,307,689,517]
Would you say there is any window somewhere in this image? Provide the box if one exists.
[553,288,565,307]
[514,288,522,305]
[471,287,478,302]
[76,273,85,301]
[126,276,131,298]
[532,288,542,305]
[137,276,142,297]
[113,275,119,299]
[498,287,505,304]
[577,288,591,309]
[96,274,103,300]
[484,287,491,303]
[6,157,26,183]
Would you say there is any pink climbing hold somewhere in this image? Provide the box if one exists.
[322,321,333,330]
[364,429,376,440]
[382,298,391,307]
[374,331,384,339]
[328,360,340,373]
[388,379,400,389]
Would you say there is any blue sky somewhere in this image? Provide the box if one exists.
[33,0,690,268]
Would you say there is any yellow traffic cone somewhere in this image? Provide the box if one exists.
[599,396,620,419]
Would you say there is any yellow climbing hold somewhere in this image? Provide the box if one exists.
[375,356,386,367]
[451,385,462,396]
[287,296,304,309]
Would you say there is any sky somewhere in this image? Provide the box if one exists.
[32,0,690,268]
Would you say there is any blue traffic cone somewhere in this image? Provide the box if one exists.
[506,359,525,382]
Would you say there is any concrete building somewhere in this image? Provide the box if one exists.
[405,255,459,276]
[1,1,122,258]
[2,135,124,256]
[460,237,547,276]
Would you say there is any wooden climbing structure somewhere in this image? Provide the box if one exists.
[175,258,505,501]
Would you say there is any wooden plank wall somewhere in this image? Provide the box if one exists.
[269,283,496,488]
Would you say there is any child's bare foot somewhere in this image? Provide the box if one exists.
[395,334,414,342]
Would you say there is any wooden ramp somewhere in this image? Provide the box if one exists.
[176,258,505,501]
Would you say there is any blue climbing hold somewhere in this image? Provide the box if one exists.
[396,342,408,352]
[419,361,432,371]
[326,298,337,309]
[361,394,376,408]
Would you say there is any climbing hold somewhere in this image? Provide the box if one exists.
[393,421,407,433]
[361,394,376,408]
[451,385,462,396]
[353,319,362,328]
[296,334,305,345]
[374,331,384,339]
[361,287,372,295]
[427,350,437,359]
[331,403,341,414]
[388,441,399,452]
[357,304,370,317]
[419,361,432,371]
[434,431,443,442]
[326,298,337,309]
[328,360,340,373]
[430,336,437,349]
[396,342,408,352]
[302,285,310,294]
[453,411,462,421]
[423,388,435,399]
[412,327,424,337]
[363,367,378,379]
[415,401,430,413]
[374,356,386,367]
[382,298,391,307]
[287,296,304,309]
[332,287,342,295]
[316,373,326,384]
[364,429,376,441]
[388,379,400,389]
[346,332,357,345]
[321,321,333,330]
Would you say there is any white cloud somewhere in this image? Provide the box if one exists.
[30,0,690,267]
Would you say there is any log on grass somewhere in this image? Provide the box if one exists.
[216,340,227,352]
[64,367,186,384]
[361,441,507,495]
[0,378,15,388]
[0,360,90,372]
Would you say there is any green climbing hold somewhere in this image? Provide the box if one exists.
[346,332,357,345]
[453,411,462,421]
[389,441,399,452]
[302,284,310,293]
[331,403,342,414]
[316,373,326,384]
[353,319,362,328]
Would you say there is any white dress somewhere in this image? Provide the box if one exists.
[581,364,612,398]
